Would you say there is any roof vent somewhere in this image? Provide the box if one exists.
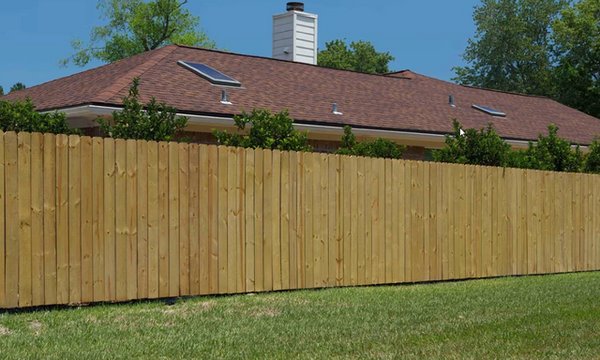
[472,104,506,117]
[286,2,304,11]
[332,103,343,115]
[220,90,232,105]
[449,95,456,107]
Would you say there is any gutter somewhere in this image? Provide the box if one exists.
[56,104,586,151]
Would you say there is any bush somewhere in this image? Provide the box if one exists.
[98,78,187,141]
[0,98,78,134]
[214,109,311,151]
[584,139,600,174]
[336,126,405,159]
[433,120,510,166]
[519,124,584,172]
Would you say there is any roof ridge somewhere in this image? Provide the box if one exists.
[93,45,179,102]
[173,44,413,81]
[393,69,551,99]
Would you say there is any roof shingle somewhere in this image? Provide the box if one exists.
[4,44,600,145]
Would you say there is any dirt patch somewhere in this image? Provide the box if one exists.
[0,325,11,336]
[250,307,281,318]
[29,320,43,336]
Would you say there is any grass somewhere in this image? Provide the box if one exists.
[1,272,600,359]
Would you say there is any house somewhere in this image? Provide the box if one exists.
[3,2,600,159]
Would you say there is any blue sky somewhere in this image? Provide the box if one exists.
[0,0,480,91]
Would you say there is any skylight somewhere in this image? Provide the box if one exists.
[472,104,506,117]
[178,61,241,87]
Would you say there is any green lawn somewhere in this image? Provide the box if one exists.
[1,272,599,359]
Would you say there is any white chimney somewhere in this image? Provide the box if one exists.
[273,2,318,65]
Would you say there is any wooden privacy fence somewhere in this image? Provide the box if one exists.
[0,131,599,309]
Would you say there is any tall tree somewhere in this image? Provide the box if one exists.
[552,0,600,118]
[318,39,395,74]
[9,83,26,93]
[62,0,215,67]
[453,0,566,96]
[0,86,4,96]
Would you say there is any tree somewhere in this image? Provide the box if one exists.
[0,99,78,134]
[9,83,26,93]
[453,0,566,96]
[63,0,215,67]
[433,120,511,166]
[98,77,188,140]
[336,126,405,159]
[552,0,600,118]
[584,139,600,174]
[318,39,395,74]
[519,124,584,172]
[214,109,311,151]
[0,86,4,96]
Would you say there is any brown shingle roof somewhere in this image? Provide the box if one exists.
[4,44,600,145]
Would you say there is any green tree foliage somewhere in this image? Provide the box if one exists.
[318,39,395,74]
[0,86,4,96]
[213,109,311,151]
[0,99,78,134]
[336,126,405,159]
[63,0,215,67]
[518,124,584,172]
[552,0,600,118]
[9,82,26,93]
[584,139,600,174]
[453,0,566,96]
[98,77,187,140]
[433,120,511,166]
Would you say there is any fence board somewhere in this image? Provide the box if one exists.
[18,133,33,307]
[43,134,58,304]
[147,141,159,298]
[92,138,104,301]
[316,154,327,287]
[189,144,200,295]
[55,135,69,304]
[114,139,127,301]
[244,148,255,292]
[168,142,180,297]
[226,147,237,293]
[179,143,190,295]
[357,157,366,285]
[68,135,81,304]
[103,138,116,301]
[5,133,18,308]
[272,150,281,290]
[217,146,228,294]
[137,140,148,299]
[31,133,44,306]
[199,145,210,295]
[80,137,93,303]
[280,151,290,290]
[253,149,264,291]
[0,133,5,308]
[207,146,219,294]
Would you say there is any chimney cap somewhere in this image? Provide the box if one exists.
[286,2,304,11]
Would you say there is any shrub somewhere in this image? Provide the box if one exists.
[336,126,405,159]
[433,120,510,166]
[98,78,187,141]
[520,124,584,172]
[0,98,78,134]
[214,109,311,151]
[584,139,600,174]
